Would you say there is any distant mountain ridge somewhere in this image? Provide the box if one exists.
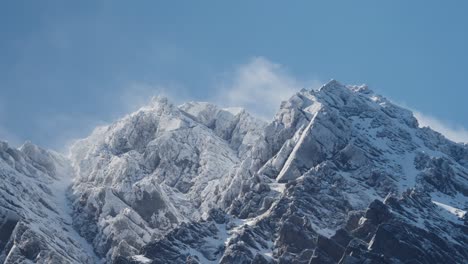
[0,80,467,263]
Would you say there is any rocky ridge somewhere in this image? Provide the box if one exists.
[0,80,467,263]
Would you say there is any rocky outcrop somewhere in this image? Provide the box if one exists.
[119,81,467,263]
[0,141,96,263]
[1,80,467,263]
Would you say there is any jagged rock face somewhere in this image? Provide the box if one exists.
[0,142,95,264]
[1,80,467,264]
[68,98,266,261]
[312,191,468,264]
[116,81,467,264]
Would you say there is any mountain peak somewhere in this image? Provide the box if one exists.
[1,81,467,264]
[145,95,174,113]
[316,79,372,98]
[149,95,169,105]
[320,79,343,89]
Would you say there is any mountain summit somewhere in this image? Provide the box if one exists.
[1,80,467,264]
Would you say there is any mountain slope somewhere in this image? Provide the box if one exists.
[0,80,467,264]
[117,81,467,263]
[0,141,97,263]
[68,97,266,261]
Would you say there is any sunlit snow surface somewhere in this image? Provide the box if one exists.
[432,200,467,219]
[132,255,152,263]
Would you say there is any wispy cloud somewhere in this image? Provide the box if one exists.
[41,83,188,152]
[32,113,106,153]
[116,82,190,114]
[215,57,321,120]
[53,56,317,152]
[413,111,468,143]
[7,55,465,153]
[21,57,316,151]
[118,57,321,121]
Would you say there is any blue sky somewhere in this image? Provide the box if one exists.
[0,1,467,150]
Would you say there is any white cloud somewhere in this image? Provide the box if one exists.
[413,111,468,143]
[215,57,321,120]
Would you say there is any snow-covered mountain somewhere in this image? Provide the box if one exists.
[0,142,97,263]
[1,80,467,264]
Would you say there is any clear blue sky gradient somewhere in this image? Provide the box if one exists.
[0,1,467,149]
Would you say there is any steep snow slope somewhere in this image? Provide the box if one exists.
[0,141,97,264]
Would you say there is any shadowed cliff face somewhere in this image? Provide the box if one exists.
[0,208,19,252]
[1,80,467,264]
